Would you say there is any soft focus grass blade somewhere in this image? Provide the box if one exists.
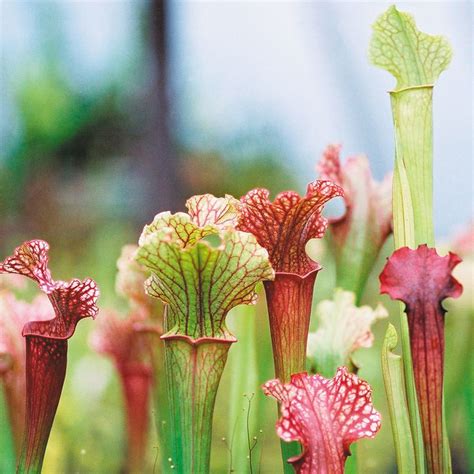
[0,389,16,473]
[228,304,262,473]
[381,324,416,473]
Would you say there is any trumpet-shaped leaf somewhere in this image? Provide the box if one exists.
[370,7,454,472]
[263,367,381,474]
[380,245,462,473]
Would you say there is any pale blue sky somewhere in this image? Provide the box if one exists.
[1,1,472,237]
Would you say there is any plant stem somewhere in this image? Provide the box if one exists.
[120,365,152,474]
[164,336,233,473]
[264,271,318,473]
[391,86,435,249]
[17,337,67,474]
[263,271,318,384]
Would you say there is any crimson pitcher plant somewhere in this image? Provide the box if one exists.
[0,240,99,473]
[0,292,50,456]
[380,245,462,473]
[237,180,343,383]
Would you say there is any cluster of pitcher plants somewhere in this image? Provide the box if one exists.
[0,6,470,474]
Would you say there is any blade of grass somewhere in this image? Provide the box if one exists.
[381,324,416,472]
[0,388,16,473]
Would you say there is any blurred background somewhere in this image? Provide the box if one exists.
[0,1,472,473]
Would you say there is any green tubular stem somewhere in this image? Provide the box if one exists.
[263,272,317,474]
[391,86,435,249]
[381,324,416,473]
[164,336,233,474]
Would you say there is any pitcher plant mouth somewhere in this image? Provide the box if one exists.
[0,240,99,473]
[161,333,238,345]
[237,181,343,472]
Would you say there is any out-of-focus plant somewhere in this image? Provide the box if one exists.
[0,240,99,473]
[380,246,462,473]
[91,245,161,473]
[91,310,155,474]
[91,245,169,473]
[445,223,474,471]
[317,145,392,302]
[0,292,50,455]
[1,66,128,217]
[263,367,381,474]
[136,194,274,473]
[306,289,387,377]
[237,180,343,471]
[370,5,453,472]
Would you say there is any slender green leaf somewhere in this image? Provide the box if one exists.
[381,324,416,473]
